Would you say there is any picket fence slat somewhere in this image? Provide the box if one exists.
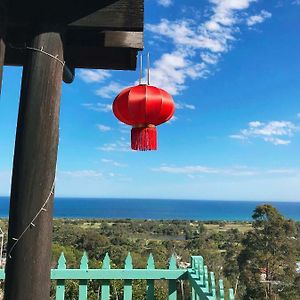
[56,253,66,300]
[229,288,235,300]
[219,280,225,300]
[101,253,110,300]
[123,253,133,300]
[79,252,88,300]
[146,254,155,300]
[0,254,233,300]
[168,255,177,300]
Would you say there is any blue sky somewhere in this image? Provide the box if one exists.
[1,0,300,201]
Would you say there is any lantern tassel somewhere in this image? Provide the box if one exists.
[131,126,157,151]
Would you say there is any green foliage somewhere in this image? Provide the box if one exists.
[238,205,298,300]
[2,206,299,300]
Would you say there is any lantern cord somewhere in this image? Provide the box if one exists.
[8,43,65,67]
[139,53,143,85]
[7,179,56,259]
[147,52,151,85]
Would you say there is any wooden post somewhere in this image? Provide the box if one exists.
[4,29,64,300]
[0,0,7,95]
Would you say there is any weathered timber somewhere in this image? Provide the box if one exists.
[6,45,138,70]
[7,0,143,30]
[104,31,143,49]
[4,0,144,69]
[4,29,64,300]
[0,0,7,94]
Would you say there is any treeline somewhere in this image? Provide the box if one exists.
[0,205,300,299]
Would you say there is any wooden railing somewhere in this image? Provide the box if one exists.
[0,253,234,299]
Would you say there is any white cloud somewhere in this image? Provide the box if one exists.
[96,82,127,99]
[292,0,300,5]
[152,165,258,176]
[267,169,299,175]
[175,102,196,110]
[82,103,112,113]
[146,0,270,95]
[247,10,272,27]
[153,164,300,177]
[147,51,207,95]
[157,0,172,7]
[79,70,111,83]
[153,165,219,174]
[263,137,291,145]
[97,124,112,132]
[200,52,219,64]
[60,170,103,178]
[98,138,131,152]
[101,159,127,167]
[230,120,299,145]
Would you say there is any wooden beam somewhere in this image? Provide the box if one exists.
[5,29,64,300]
[7,0,144,31]
[69,0,143,30]
[104,31,143,49]
[5,45,139,70]
[4,0,144,69]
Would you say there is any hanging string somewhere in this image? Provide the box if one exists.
[147,52,151,85]
[7,179,56,259]
[139,53,143,85]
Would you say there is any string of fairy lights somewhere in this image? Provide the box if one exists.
[8,43,65,67]
[8,180,56,259]
[6,45,63,260]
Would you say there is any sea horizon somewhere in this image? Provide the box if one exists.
[1,197,300,221]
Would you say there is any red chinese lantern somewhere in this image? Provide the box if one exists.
[113,84,175,151]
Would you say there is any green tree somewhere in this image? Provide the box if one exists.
[238,205,297,300]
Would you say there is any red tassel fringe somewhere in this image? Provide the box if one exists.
[131,127,157,151]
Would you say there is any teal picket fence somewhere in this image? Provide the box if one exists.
[0,253,234,300]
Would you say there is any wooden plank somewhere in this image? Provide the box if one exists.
[101,254,111,300]
[0,268,187,281]
[101,280,110,300]
[104,31,143,49]
[79,252,89,300]
[64,46,138,70]
[4,29,64,300]
[209,272,216,299]
[187,272,210,300]
[204,266,209,294]
[5,46,138,70]
[123,253,133,300]
[146,254,155,300]
[228,288,234,300]
[219,280,224,300]
[4,0,144,69]
[51,269,187,280]
[168,255,177,300]
[56,253,66,300]
[7,0,144,31]
[69,0,143,30]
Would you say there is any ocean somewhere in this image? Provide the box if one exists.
[0,197,300,221]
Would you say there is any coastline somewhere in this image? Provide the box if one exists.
[1,197,300,221]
